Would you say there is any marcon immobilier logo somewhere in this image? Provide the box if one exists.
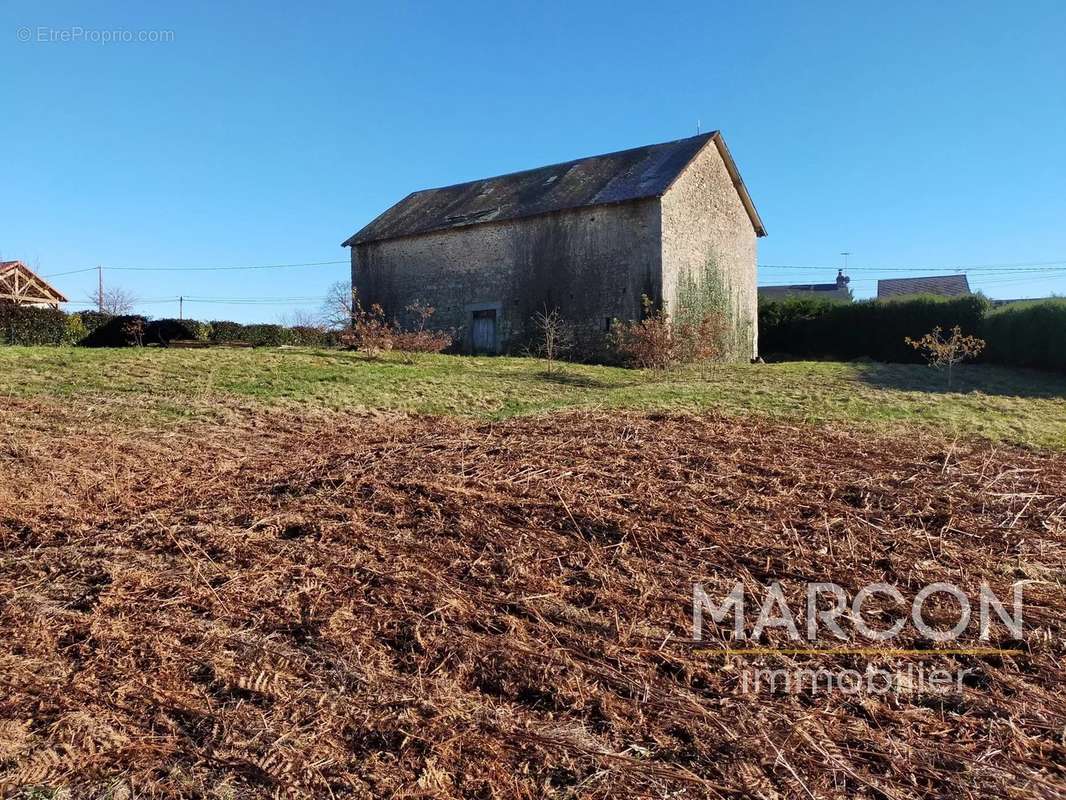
[689,580,1025,695]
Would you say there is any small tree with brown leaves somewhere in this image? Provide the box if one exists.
[338,302,393,359]
[531,307,573,375]
[121,317,145,347]
[905,325,986,390]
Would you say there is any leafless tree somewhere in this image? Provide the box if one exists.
[532,307,573,375]
[279,308,323,328]
[89,285,137,315]
[322,281,356,330]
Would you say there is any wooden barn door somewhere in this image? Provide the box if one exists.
[471,309,497,354]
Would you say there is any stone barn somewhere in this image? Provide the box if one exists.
[342,132,765,358]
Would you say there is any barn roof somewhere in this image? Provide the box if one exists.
[877,274,971,299]
[342,132,765,246]
[0,260,68,305]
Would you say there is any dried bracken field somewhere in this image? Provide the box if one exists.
[1,396,1064,798]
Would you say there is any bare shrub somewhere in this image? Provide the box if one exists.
[610,296,727,371]
[905,325,986,390]
[339,300,453,362]
[609,297,672,370]
[531,307,573,374]
[391,302,454,364]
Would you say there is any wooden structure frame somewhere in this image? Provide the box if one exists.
[0,261,67,309]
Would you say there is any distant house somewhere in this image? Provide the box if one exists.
[758,270,852,303]
[990,297,1050,307]
[0,261,67,309]
[342,132,766,359]
[877,274,970,300]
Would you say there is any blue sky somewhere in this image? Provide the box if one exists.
[2,1,1065,321]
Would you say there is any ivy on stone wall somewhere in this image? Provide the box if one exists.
[675,258,742,360]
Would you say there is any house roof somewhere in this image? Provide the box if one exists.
[758,283,852,302]
[342,132,765,246]
[991,297,1046,307]
[0,260,68,304]
[877,274,970,299]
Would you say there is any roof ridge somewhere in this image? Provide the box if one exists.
[879,273,968,282]
[402,133,717,198]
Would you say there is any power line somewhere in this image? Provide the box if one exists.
[43,267,99,278]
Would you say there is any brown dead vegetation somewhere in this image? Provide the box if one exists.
[0,398,1063,798]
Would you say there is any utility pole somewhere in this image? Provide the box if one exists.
[840,252,851,273]
[97,265,104,313]
[179,296,183,321]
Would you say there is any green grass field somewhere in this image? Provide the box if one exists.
[2,345,1065,447]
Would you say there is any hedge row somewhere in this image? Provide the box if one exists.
[759,294,1066,372]
[0,305,80,346]
[0,307,339,348]
[982,300,1066,372]
[205,321,336,347]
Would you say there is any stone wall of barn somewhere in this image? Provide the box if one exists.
[352,199,662,354]
[660,141,759,361]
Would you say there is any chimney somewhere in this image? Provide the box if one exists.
[836,269,850,289]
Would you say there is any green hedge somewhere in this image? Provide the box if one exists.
[207,321,292,346]
[206,320,245,343]
[77,311,113,336]
[0,305,72,345]
[759,295,991,363]
[982,299,1066,373]
[290,325,337,347]
[0,307,338,349]
[240,324,293,347]
[203,321,338,347]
